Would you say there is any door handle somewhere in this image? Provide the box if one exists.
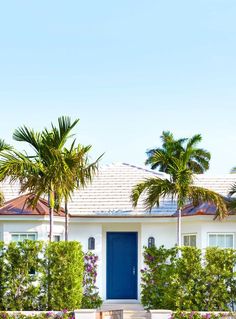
[132,266,136,275]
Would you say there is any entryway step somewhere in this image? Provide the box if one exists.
[100,303,144,311]
[123,310,150,319]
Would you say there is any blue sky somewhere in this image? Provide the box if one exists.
[0,1,235,174]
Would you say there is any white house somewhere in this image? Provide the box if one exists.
[0,162,236,302]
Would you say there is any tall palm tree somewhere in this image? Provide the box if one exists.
[143,132,212,246]
[60,143,103,240]
[146,131,211,174]
[132,154,227,248]
[0,116,80,241]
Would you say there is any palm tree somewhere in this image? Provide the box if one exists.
[146,131,211,174]
[132,153,227,248]
[0,116,80,241]
[60,143,103,240]
[142,132,212,247]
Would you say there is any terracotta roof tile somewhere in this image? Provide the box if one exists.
[0,194,65,216]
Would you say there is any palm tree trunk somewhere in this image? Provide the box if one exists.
[49,207,54,242]
[65,200,68,241]
[177,208,182,247]
[49,190,54,242]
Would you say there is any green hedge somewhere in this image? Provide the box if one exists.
[3,240,44,310]
[0,241,85,311]
[45,241,84,310]
[141,246,236,311]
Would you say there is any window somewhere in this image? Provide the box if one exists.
[11,233,37,242]
[148,237,155,248]
[208,233,234,248]
[53,235,61,242]
[183,234,197,247]
[88,237,95,250]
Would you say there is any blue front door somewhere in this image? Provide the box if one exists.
[107,232,138,299]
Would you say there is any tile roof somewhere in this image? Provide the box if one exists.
[173,202,217,217]
[0,163,236,217]
[68,163,174,216]
[68,163,236,216]
[192,174,236,197]
[0,194,65,216]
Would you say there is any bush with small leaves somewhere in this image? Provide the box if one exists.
[81,252,102,309]
[141,246,236,311]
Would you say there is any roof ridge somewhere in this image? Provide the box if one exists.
[1,193,31,207]
[194,174,236,178]
[121,162,166,176]
[99,162,168,177]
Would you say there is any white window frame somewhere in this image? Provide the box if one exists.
[207,232,235,249]
[182,233,197,247]
[11,232,38,242]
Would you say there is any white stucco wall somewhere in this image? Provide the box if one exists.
[2,220,65,244]
[69,223,103,296]
[200,218,236,249]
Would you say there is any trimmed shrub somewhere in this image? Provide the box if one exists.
[44,241,84,311]
[141,246,236,311]
[203,248,236,311]
[141,245,178,310]
[3,240,43,310]
[174,247,205,311]
[81,252,102,309]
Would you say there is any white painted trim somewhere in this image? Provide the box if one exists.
[0,216,64,222]
[70,215,233,223]
[10,232,38,241]
[207,232,235,248]
[182,233,197,246]
[102,225,141,302]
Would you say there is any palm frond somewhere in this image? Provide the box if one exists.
[13,126,41,152]
[145,132,210,175]
[0,139,12,152]
[0,192,4,206]
[0,151,42,184]
[226,198,236,212]
[186,134,202,148]
[145,150,172,171]
[188,186,228,219]
[131,177,176,211]
[49,116,80,149]
[229,183,236,196]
